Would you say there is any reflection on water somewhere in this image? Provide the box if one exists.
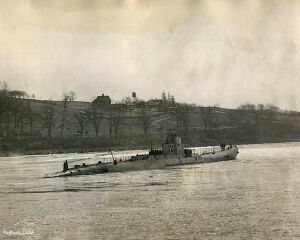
[0,143,299,239]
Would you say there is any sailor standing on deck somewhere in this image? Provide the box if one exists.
[63,160,68,172]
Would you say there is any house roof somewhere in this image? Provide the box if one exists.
[93,94,111,103]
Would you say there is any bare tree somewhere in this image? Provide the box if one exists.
[175,106,190,134]
[0,83,7,134]
[121,96,131,105]
[74,112,88,137]
[107,109,122,142]
[284,111,299,137]
[175,106,181,129]
[68,91,76,101]
[107,118,113,144]
[238,103,256,111]
[201,107,214,137]
[0,96,3,133]
[227,109,240,129]
[60,91,76,137]
[12,98,27,135]
[42,103,55,138]
[139,107,151,136]
[19,102,27,135]
[257,104,265,112]
[107,112,116,144]
[0,81,8,95]
[11,98,22,129]
[89,104,103,137]
[113,114,121,142]
[167,92,171,102]
[26,99,34,132]
[60,94,68,137]
[173,105,190,134]
[0,82,10,133]
[5,90,31,134]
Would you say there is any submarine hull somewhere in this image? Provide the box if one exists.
[47,146,239,178]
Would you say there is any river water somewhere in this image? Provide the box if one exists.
[0,143,299,240]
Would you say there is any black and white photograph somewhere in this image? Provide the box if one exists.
[0,0,299,239]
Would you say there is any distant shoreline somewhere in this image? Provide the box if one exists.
[1,140,300,157]
[1,96,299,158]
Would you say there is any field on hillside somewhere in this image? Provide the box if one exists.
[1,98,300,154]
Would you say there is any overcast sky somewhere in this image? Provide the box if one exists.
[0,0,300,110]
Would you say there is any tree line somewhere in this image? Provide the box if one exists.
[1,82,299,148]
[0,82,35,136]
[0,82,152,142]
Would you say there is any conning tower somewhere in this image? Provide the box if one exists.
[162,129,182,155]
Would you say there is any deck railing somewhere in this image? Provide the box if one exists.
[98,155,133,163]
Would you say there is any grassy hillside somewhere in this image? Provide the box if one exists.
[1,97,300,155]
